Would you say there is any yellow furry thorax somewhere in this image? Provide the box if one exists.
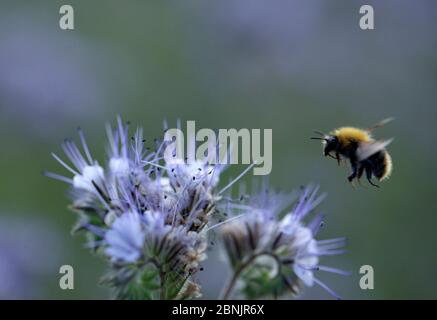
[331,127,372,146]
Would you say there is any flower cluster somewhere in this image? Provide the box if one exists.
[219,184,348,299]
[46,117,348,299]
[46,117,225,299]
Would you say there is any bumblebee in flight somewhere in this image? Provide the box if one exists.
[312,118,394,187]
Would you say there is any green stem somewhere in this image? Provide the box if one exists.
[219,252,282,300]
[159,270,166,300]
[220,255,256,300]
[148,258,166,300]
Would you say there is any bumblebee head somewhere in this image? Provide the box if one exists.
[323,136,339,157]
[311,131,339,157]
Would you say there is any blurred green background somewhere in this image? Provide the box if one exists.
[1,0,436,299]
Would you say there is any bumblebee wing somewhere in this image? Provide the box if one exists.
[357,138,393,161]
[366,117,395,132]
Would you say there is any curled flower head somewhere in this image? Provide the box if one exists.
[220,184,348,299]
[140,210,207,274]
[102,209,208,299]
[45,116,227,299]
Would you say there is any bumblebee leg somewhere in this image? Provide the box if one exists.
[335,152,341,166]
[327,153,337,161]
[347,161,358,182]
[357,165,365,187]
[365,166,380,188]
[357,166,364,179]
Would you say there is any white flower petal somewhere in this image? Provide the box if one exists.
[104,212,145,263]
[109,157,130,177]
[293,264,315,287]
[73,165,104,192]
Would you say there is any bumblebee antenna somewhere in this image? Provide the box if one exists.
[313,130,326,136]
[311,130,328,140]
